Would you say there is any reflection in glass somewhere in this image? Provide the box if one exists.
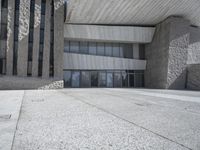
[99,72,106,87]
[113,43,120,57]
[72,71,80,88]
[64,40,70,52]
[129,74,134,87]
[97,43,105,56]
[91,71,98,87]
[105,43,112,56]
[107,72,113,88]
[64,71,71,87]
[80,42,88,54]
[70,41,79,53]
[81,71,91,87]
[114,72,122,87]
[122,71,128,87]
[89,42,97,55]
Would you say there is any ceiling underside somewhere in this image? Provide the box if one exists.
[66,0,200,27]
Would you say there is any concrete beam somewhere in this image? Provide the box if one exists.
[65,24,155,43]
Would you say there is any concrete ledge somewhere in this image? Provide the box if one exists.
[0,76,64,90]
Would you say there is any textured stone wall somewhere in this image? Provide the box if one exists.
[0,76,63,90]
[145,17,190,89]
[145,18,171,89]
[187,64,200,90]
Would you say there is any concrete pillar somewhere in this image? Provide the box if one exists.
[145,16,190,89]
[32,0,41,77]
[17,0,31,77]
[6,0,15,75]
[54,0,64,79]
[42,0,51,78]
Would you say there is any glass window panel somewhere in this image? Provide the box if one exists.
[99,72,106,87]
[64,40,70,52]
[80,42,88,54]
[114,72,122,87]
[91,71,98,87]
[64,71,71,87]
[121,44,133,59]
[105,43,112,57]
[97,43,105,56]
[107,72,113,88]
[120,45,124,58]
[139,44,145,60]
[89,42,97,55]
[129,74,135,87]
[134,73,144,88]
[72,71,80,88]
[81,71,91,88]
[70,41,79,53]
[122,71,128,87]
[113,43,120,57]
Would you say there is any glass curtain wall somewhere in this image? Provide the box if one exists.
[64,70,144,88]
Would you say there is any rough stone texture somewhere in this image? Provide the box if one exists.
[0,76,63,90]
[32,0,41,77]
[145,17,190,89]
[187,64,200,90]
[42,1,51,78]
[188,27,200,64]
[54,0,64,79]
[11,89,200,150]
[17,0,31,77]
[6,0,15,75]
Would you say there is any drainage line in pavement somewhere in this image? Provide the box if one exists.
[60,91,193,150]
[11,91,26,150]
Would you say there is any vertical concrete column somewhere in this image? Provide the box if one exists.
[32,0,41,77]
[6,0,15,75]
[145,16,190,89]
[17,0,31,77]
[54,0,64,79]
[42,0,51,78]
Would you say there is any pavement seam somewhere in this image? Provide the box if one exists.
[59,91,193,150]
[10,90,26,150]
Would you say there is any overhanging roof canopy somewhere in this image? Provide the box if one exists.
[66,0,200,27]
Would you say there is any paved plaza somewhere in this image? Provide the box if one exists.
[1,89,200,150]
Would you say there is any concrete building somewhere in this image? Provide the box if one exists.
[0,0,200,90]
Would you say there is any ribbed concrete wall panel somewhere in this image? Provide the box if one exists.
[32,0,41,77]
[54,0,64,79]
[65,24,155,43]
[66,0,200,27]
[6,0,15,75]
[42,1,51,78]
[17,0,31,76]
[63,53,146,70]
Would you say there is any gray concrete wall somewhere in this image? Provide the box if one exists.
[32,0,41,77]
[0,76,63,90]
[187,27,200,64]
[65,24,155,43]
[6,0,15,75]
[63,53,146,70]
[187,64,200,90]
[145,17,190,89]
[54,0,64,79]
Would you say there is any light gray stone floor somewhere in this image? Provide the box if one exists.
[1,89,200,150]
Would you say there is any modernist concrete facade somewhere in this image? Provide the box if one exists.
[0,0,200,90]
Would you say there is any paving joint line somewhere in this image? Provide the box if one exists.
[60,91,193,150]
[11,90,26,150]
